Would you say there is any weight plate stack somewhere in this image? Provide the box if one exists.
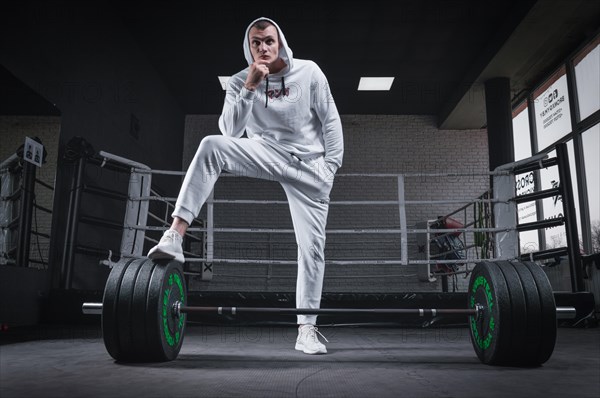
[468,261,557,366]
[101,259,187,362]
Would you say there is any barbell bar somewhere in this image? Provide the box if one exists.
[82,302,484,317]
[82,301,575,319]
[84,258,575,366]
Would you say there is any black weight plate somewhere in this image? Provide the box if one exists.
[101,258,136,361]
[468,261,511,365]
[116,258,149,361]
[496,261,528,365]
[145,260,187,361]
[112,258,149,362]
[509,261,543,366]
[129,259,158,361]
[523,261,557,365]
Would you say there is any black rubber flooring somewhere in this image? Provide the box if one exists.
[1,325,599,397]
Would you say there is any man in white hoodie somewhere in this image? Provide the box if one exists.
[147,17,344,354]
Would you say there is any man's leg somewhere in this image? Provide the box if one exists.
[148,135,287,262]
[281,156,333,354]
[286,194,329,325]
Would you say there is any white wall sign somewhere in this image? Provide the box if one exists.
[534,75,572,150]
[515,171,539,252]
[23,137,43,167]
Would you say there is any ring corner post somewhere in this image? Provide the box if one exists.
[555,142,584,292]
[492,169,519,260]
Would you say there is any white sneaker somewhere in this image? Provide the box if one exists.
[147,229,184,263]
[295,325,328,354]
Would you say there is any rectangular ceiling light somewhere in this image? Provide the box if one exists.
[218,76,230,90]
[358,77,395,91]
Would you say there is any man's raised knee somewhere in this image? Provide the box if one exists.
[199,135,229,154]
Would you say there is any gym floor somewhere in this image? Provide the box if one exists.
[1,324,599,398]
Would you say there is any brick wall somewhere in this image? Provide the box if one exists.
[181,114,489,293]
[0,116,61,268]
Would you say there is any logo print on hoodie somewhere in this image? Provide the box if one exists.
[266,87,290,99]
[264,76,288,106]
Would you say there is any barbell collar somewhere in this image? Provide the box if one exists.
[82,302,103,315]
[556,306,577,319]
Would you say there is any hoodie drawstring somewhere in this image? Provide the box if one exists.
[264,76,285,108]
[265,77,269,108]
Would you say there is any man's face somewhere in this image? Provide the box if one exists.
[249,25,280,65]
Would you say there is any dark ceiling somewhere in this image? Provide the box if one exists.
[114,1,531,116]
[3,1,600,128]
[112,0,599,128]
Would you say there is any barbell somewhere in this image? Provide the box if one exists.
[82,258,575,366]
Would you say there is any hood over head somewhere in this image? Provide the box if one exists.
[243,17,293,74]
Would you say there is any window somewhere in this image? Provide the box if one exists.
[533,66,572,151]
[582,125,600,253]
[512,100,537,253]
[574,36,600,121]
[512,101,531,161]
[516,168,539,254]
[511,32,599,263]
[538,141,582,250]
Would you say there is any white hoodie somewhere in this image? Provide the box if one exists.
[218,17,344,172]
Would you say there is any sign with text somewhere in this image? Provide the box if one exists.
[539,160,566,250]
[534,75,572,150]
[516,171,539,253]
[23,137,43,167]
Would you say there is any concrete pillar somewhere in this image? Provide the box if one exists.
[484,77,514,170]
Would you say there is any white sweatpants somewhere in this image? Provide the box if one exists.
[173,135,334,325]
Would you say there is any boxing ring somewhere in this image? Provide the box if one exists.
[70,142,582,295]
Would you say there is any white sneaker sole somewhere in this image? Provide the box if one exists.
[295,343,327,355]
[147,247,184,263]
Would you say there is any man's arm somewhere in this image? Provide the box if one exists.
[218,74,256,137]
[312,65,344,173]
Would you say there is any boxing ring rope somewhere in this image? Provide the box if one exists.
[125,225,511,234]
[130,169,512,178]
[126,168,508,271]
[131,197,507,205]
[124,163,510,268]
